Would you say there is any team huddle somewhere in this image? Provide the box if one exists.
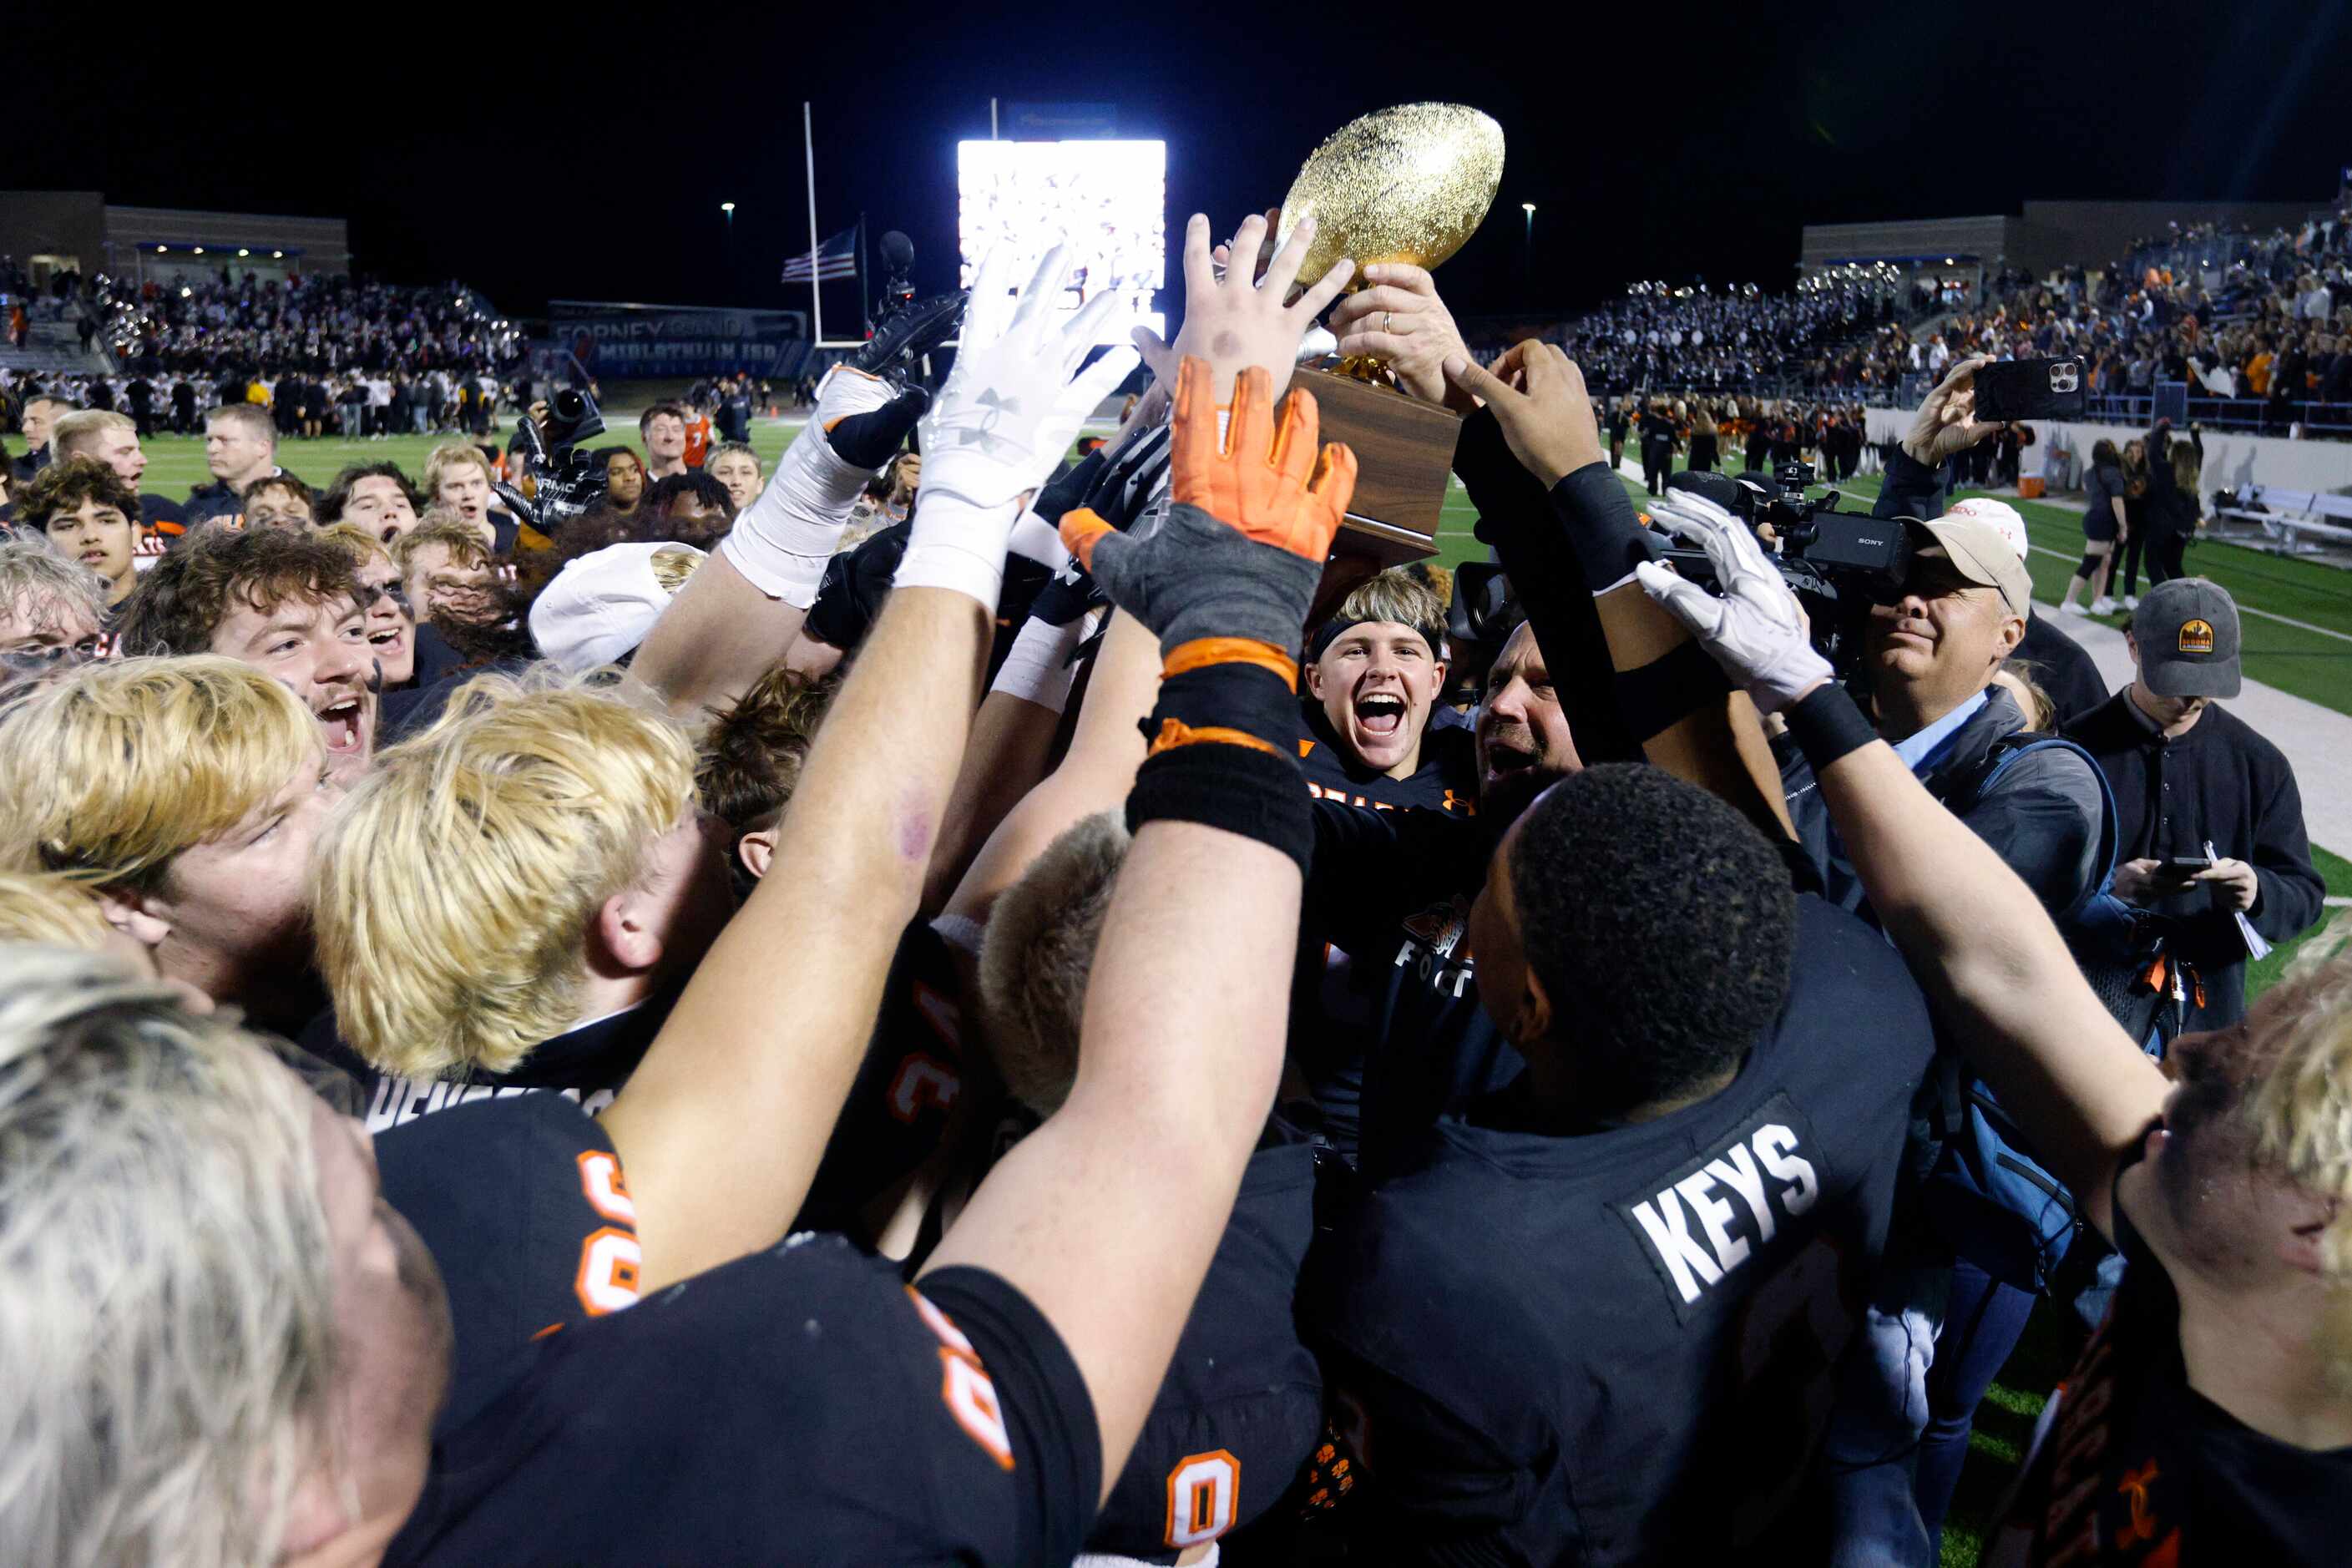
[0,206,2346,1568]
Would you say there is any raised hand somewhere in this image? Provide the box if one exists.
[1133,212,1355,404]
[1442,342,1606,486]
[1331,262,1474,408]
[1903,355,2001,467]
[1060,356,1355,654]
[1633,490,1833,714]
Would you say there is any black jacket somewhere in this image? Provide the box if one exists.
[2064,692,2324,1029]
[2015,610,2109,726]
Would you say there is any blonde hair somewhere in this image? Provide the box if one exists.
[0,945,336,1567]
[311,672,700,1077]
[314,521,393,573]
[390,515,491,577]
[48,408,134,463]
[976,811,1130,1115]
[0,540,107,642]
[0,657,319,893]
[421,441,493,501]
[1328,567,1447,645]
[2250,917,2352,1264]
[0,869,117,949]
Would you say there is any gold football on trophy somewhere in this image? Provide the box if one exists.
[1276,104,1505,288]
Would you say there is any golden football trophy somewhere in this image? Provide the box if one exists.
[1275,104,1504,582]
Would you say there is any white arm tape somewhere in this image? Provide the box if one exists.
[1008,509,1070,571]
[989,613,1087,712]
[719,444,867,606]
[893,493,1020,609]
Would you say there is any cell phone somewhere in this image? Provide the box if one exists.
[1971,357,2086,422]
[2152,854,2214,883]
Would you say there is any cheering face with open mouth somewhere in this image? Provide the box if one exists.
[1308,620,1447,779]
[211,589,380,783]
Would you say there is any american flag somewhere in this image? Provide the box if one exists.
[783,227,858,282]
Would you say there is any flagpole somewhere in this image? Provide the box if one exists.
[803,100,823,346]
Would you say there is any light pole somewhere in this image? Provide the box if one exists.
[1522,202,1536,303]
[721,202,736,294]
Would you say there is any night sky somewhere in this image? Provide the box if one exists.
[17,0,2349,322]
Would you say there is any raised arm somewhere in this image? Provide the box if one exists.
[920,210,1356,1500]
[1445,345,1791,837]
[923,352,1355,1501]
[603,247,1139,1291]
[623,367,927,715]
[1641,510,2167,1239]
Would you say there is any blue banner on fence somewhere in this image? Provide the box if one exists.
[545,301,810,379]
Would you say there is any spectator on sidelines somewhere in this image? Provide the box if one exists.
[640,402,690,480]
[422,440,532,553]
[185,403,295,532]
[2066,579,2325,1033]
[10,392,72,483]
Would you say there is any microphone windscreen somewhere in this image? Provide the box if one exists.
[879,230,915,271]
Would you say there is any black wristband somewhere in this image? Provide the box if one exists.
[1783,680,1879,771]
[1613,637,1734,743]
[1142,661,1298,756]
[1549,463,1662,590]
[1125,740,1313,876]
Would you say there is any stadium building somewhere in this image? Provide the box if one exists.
[0,190,350,289]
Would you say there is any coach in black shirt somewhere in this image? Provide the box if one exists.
[2066,578,2324,1030]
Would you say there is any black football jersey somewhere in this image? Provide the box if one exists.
[1297,704,1479,817]
[1294,799,1510,1169]
[302,988,679,1136]
[386,1239,1100,1565]
[1088,1137,1326,1560]
[1991,1144,2352,1565]
[796,919,974,1233]
[1303,895,1935,1565]
[377,1093,642,1433]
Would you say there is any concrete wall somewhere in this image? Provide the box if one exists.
[0,190,108,272]
[1801,215,2017,268]
[1860,405,2352,497]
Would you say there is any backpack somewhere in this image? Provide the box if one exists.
[1920,735,2175,1292]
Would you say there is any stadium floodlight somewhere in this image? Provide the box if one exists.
[192,246,203,255]
[154,245,165,253]
[273,250,284,259]
[238,248,250,257]
[958,139,1167,346]
[721,201,736,213]
[1522,202,1535,214]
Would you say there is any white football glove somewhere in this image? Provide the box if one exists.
[898,244,1141,607]
[1635,490,1834,715]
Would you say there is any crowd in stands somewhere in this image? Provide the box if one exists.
[0,209,2341,1568]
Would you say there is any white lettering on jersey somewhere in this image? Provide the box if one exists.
[365,1074,616,1134]
[1624,1117,1823,1308]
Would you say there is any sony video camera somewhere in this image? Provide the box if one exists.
[493,386,608,532]
[1657,463,1914,675]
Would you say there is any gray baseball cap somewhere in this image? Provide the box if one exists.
[2133,578,2241,698]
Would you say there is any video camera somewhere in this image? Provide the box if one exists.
[493,386,607,531]
[1656,463,1914,675]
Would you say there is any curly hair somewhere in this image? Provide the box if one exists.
[114,526,362,657]
[14,457,139,534]
[1507,763,1797,1112]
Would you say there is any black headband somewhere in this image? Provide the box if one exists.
[1308,615,1445,664]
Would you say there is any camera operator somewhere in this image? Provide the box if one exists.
[1647,532,2352,1566]
[2065,579,2324,1034]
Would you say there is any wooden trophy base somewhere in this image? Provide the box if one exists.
[1290,363,1464,620]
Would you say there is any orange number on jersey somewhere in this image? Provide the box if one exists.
[575,1150,636,1224]
[1165,1449,1241,1548]
[574,1226,642,1316]
[907,1286,1014,1470]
